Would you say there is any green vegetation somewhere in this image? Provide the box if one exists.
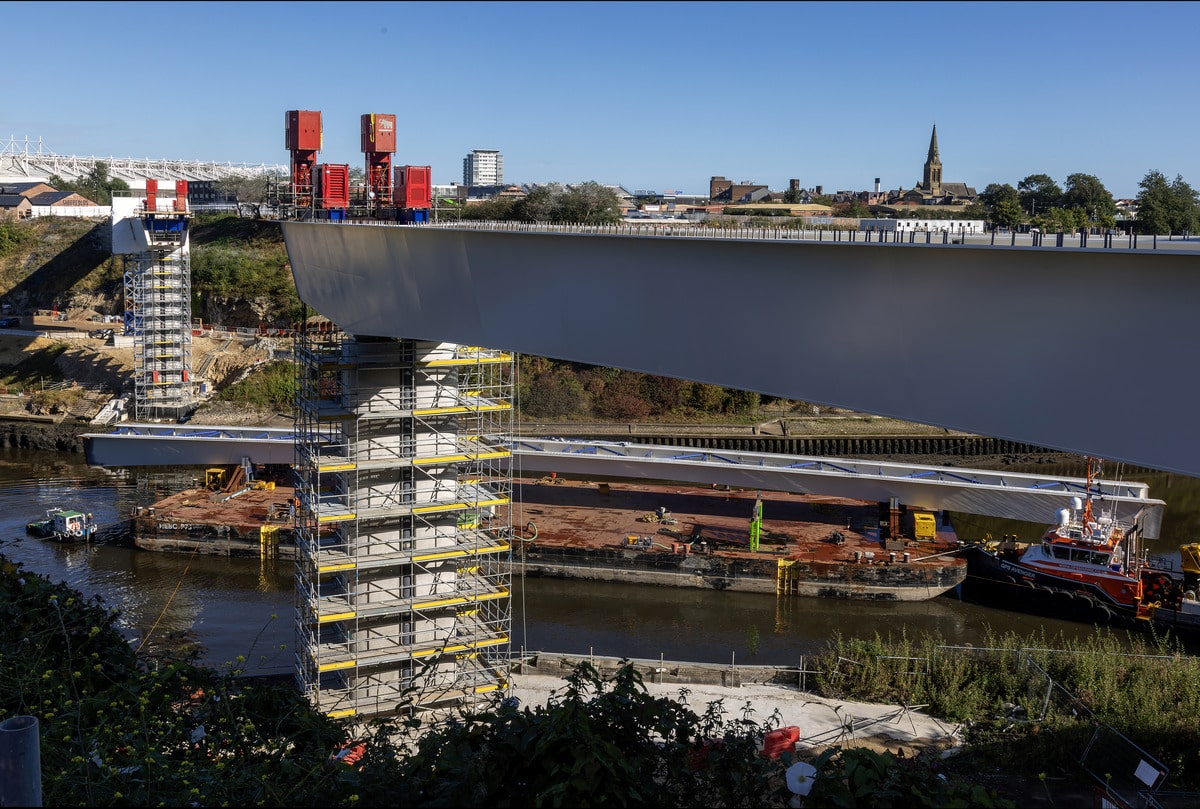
[0,221,38,258]
[190,215,297,306]
[0,556,352,806]
[460,181,621,224]
[0,218,122,304]
[6,556,1199,806]
[0,556,998,807]
[47,162,129,206]
[1135,170,1200,235]
[517,355,770,422]
[216,360,293,411]
[396,660,1010,809]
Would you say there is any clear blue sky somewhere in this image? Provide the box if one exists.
[4,1,1197,198]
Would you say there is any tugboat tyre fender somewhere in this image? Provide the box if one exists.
[71,527,83,537]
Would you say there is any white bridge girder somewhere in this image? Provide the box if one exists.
[280,223,1200,478]
[79,428,1165,538]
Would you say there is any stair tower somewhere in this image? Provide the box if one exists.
[293,323,513,720]
[112,180,195,422]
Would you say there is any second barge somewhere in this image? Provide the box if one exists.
[511,478,966,601]
[131,465,967,601]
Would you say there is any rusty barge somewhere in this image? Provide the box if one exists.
[511,478,967,601]
[131,464,298,558]
[131,466,967,601]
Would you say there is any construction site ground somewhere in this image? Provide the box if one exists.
[0,310,284,425]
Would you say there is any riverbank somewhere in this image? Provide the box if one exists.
[505,656,1104,808]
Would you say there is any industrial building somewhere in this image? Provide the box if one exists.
[463,148,503,187]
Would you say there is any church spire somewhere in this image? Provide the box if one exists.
[922,123,942,194]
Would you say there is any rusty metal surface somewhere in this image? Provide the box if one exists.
[133,483,295,542]
[512,477,963,570]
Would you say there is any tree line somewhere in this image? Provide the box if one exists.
[974,169,1197,234]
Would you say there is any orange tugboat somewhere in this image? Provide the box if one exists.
[960,457,1197,631]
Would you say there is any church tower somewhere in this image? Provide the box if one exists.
[922,124,942,195]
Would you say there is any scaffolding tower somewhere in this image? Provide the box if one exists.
[293,325,514,719]
[116,185,195,421]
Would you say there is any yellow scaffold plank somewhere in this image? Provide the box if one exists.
[326,708,357,718]
[412,403,512,416]
[411,588,510,611]
[318,562,357,573]
[410,496,509,516]
[422,355,512,367]
[318,660,356,673]
[475,683,501,695]
[413,450,511,466]
[411,543,510,562]
[318,512,356,523]
[318,463,356,472]
[411,635,510,658]
[318,611,356,623]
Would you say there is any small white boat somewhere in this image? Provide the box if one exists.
[25,508,98,543]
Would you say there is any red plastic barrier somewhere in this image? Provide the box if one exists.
[760,725,800,759]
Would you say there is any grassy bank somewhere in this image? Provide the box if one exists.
[4,554,1198,806]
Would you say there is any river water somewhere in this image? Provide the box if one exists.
[2,448,1195,677]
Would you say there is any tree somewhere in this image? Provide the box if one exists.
[1036,206,1086,234]
[979,184,1023,229]
[215,173,274,218]
[1062,173,1116,224]
[978,182,1019,211]
[1168,174,1200,234]
[992,198,1026,230]
[961,201,988,220]
[1017,173,1063,217]
[1135,170,1200,235]
[504,182,621,224]
[48,162,128,205]
[835,198,873,217]
[1135,170,1173,234]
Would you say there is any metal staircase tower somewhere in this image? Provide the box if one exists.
[113,183,195,421]
[293,325,513,719]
